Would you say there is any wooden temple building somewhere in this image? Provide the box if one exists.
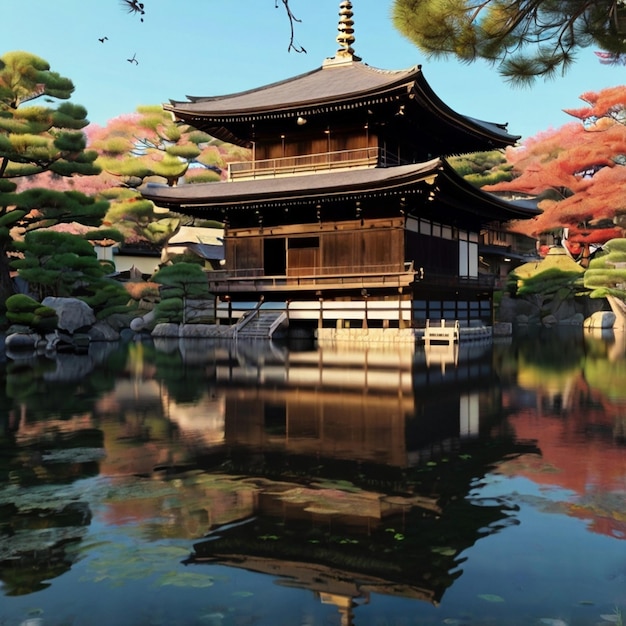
[141,1,537,339]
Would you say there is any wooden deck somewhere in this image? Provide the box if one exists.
[423,320,460,346]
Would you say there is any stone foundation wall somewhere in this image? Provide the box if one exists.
[497,293,605,328]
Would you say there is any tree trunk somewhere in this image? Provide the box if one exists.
[0,240,16,312]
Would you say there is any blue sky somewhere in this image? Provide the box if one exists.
[4,0,625,140]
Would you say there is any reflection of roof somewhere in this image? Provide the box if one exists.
[193,552,440,605]
[141,159,540,223]
[167,61,519,149]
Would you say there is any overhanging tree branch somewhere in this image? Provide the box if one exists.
[392,0,626,84]
[118,0,306,53]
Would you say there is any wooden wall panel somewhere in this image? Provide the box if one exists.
[288,247,319,276]
[227,237,263,271]
[227,219,405,275]
[363,228,403,268]
[318,222,405,274]
[322,230,356,273]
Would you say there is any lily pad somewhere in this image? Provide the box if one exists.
[477,593,505,603]
[158,571,215,588]
[431,546,456,556]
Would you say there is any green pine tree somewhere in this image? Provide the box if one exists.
[0,51,105,309]
[391,0,625,84]
[12,230,130,321]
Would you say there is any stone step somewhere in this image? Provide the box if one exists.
[236,311,285,339]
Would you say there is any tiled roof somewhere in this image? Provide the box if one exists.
[142,160,442,207]
[170,62,420,116]
[141,159,539,222]
[166,61,518,147]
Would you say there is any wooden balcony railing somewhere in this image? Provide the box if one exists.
[227,147,403,181]
[207,262,415,293]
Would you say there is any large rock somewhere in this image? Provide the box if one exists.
[151,323,181,337]
[5,332,39,350]
[42,297,96,333]
[584,310,616,329]
[130,309,156,332]
[498,291,604,328]
[88,321,120,341]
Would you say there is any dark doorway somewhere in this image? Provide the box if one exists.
[264,238,286,275]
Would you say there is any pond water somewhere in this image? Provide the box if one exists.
[0,327,625,626]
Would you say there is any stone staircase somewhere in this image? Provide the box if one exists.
[234,310,287,339]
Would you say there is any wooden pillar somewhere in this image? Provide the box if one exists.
[318,297,324,331]
[361,289,368,330]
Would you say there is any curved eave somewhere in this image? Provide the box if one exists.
[410,72,520,149]
[141,160,443,211]
[437,159,541,222]
[168,63,421,117]
[166,62,518,149]
[167,69,420,146]
[141,159,538,225]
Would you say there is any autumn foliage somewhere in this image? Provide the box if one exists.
[17,106,250,252]
[485,87,626,258]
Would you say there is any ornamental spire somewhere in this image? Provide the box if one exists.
[324,0,362,66]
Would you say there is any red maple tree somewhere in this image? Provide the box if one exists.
[485,87,626,262]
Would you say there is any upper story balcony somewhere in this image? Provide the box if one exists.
[207,262,416,294]
[227,147,403,181]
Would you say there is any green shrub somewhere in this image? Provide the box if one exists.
[6,295,58,332]
[155,296,184,323]
[6,294,40,314]
[32,312,58,333]
[517,267,582,296]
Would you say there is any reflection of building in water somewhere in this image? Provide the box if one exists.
[162,389,225,446]
[178,338,533,621]
[203,339,496,467]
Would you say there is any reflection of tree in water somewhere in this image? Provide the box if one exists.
[148,342,210,404]
[513,327,626,440]
[0,414,100,595]
[501,328,626,544]
[5,345,124,421]
[0,498,91,596]
[512,329,586,415]
[0,339,219,598]
[0,343,129,596]
[515,327,586,370]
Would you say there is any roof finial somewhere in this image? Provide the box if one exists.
[324,1,361,66]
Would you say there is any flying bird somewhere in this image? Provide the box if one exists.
[121,0,145,21]
[127,53,139,65]
[98,36,108,43]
